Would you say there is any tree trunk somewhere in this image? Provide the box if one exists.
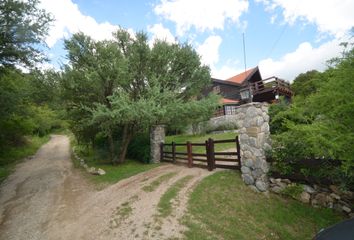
[107,130,115,163]
[117,124,133,163]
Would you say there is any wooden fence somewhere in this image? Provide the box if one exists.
[160,136,241,171]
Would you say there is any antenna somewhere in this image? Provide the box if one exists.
[242,33,247,76]
[242,33,252,103]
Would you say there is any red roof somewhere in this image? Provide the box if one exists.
[220,98,240,104]
[225,67,256,84]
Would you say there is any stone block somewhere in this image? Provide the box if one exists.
[256,133,266,148]
[244,158,253,167]
[255,180,268,192]
[246,127,261,137]
[303,185,316,194]
[150,125,165,163]
[241,166,251,174]
[256,116,264,126]
[299,192,311,203]
[251,168,263,179]
[243,150,253,159]
[245,106,257,118]
[260,122,269,133]
[242,174,255,185]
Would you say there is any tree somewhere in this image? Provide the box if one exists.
[62,29,218,163]
[291,70,323,97]
[0,0,54,151]
[0,0,52,69]
[270,42,354,188]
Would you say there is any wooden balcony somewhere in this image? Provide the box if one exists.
[241,77,293,102]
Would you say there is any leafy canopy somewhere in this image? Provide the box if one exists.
[61,29,218,162]
[269,42,354,188]
[0,0,52,68]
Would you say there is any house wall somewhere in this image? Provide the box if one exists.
[213,82,242,100]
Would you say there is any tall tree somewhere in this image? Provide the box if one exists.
[291,70,323,97]
[0,0,53,149]
[62,30,218,163]
[0,0,52,69]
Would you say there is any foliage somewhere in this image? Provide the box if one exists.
[291,70,323,97]
[0,0,59,172]
[0,68,62,148]
[183,171,342,240]
[281,183,304,199]
[61,29,218,163]
[127,133,150,163]
[269,43,354,189]
[0,0,52,68]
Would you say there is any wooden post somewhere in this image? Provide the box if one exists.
[236,136,241,169]
[187,141,192,168]
[160,143,164,162]
[205,140,212,171]
[172,142,176,163]
[209,138,215,170]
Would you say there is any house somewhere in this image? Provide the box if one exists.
[204,66,293,116]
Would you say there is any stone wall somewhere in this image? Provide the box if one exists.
[237,102,271,192]
[150,125,165,163]
[186,102,271,191]
[269,177,353,217]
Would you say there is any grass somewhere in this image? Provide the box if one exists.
[73,156,161,186]
[158,175,194,218]
[0,135,50,183]
[110,195,139,228]
[183,171,344,240]
[71,137,161,186]
[142,172,177,192]
[165,132,237,154]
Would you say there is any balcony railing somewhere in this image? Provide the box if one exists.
[240,76,293,99]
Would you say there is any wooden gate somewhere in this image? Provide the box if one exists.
[160,136,241,171]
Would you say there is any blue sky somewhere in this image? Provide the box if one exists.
[39,0,354,81]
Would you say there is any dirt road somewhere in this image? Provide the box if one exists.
[0,135,212,240]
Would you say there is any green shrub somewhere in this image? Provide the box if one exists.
[127,133,150,163]
[281,183,304,199]
[270,121,354,189]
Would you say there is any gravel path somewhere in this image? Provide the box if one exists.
[0,135,213,240]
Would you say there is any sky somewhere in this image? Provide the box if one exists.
[38,0,354,81]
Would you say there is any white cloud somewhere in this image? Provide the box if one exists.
[258,0,354,38]
[39,0,119,47]
[147,23,176,45]
[154,0,249,35]
[197,35,223,67]
[258,39,343,81]
[211,65,243,79]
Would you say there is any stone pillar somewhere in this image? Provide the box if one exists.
[150,125,165,163]
[237,103,271,192]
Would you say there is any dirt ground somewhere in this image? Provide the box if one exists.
[0,135,213,240]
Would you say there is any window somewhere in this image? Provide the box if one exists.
[240,89,250,100]
[225,105,237,115]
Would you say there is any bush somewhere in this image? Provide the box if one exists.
[270,122,354,189]
[281,183,304,199]
[268,44,354,190]
[127,133,150,163]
